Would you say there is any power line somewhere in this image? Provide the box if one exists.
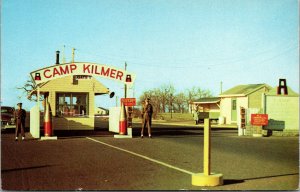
[63,41,298,70]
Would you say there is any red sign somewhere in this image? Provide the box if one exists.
[30,62,136,85]
[121,98,136,106]
[251,114,268,126]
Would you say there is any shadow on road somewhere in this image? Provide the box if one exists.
[54,129,114,139]
[133,127,204,137]
[2,124,237,139]
[223,179,245,185]
[1,164,57,173]
[243,173,299,181]
[224,173,299,186]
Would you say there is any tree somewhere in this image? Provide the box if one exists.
[160,84,175,113]
[139,85,214,116]
[173,92,187,113]
[185,87,213,112]
[17,76,43,102]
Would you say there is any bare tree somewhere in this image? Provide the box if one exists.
[139,85,214,115]
[185,86,198,112]
[173,92,187,113]
[160,84,175,113]
[17,76,43,102]
[184,86,214,112]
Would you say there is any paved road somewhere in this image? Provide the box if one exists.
[1,125,299,190]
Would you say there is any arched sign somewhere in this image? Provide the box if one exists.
[30,62,136,86]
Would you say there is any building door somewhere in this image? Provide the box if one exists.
[231,99,237,122]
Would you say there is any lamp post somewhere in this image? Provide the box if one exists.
[170,93,173,119]
[124,62,127,98]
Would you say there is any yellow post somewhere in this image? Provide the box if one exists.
[192,118,223,186]
[203,118,211,176]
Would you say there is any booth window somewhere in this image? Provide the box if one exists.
[56,93,88,117]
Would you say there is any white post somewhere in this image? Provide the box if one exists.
[30,86,40,138]
[37,86,40,112]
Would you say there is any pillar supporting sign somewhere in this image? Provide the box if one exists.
[192,119,223,187]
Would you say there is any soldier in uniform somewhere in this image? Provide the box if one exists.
[193,107,199,125]
[14,103,26,141]
[141,98,153,138]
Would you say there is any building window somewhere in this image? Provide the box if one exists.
[56,93,88,117]
[232,99,237,110]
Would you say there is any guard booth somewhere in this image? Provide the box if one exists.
[29,61,136,132]
[31,75,109,130]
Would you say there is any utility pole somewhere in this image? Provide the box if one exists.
[62,45,66,64]
[124,62,127,98]
[220,81,223,94]
[170,93,173,119]
[71,48,77,85]
[132,85,135,98]
[72,48,76,63]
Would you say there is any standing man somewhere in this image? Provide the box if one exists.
[14,103,26,141]
[193,107,199,125]
[141,98,153,138]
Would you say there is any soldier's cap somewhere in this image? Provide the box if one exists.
[17,103,23,106]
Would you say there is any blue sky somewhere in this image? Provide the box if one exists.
[1,0,299,109]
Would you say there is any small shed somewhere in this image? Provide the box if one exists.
[190,97,220,112]
[219,84,272,124]
[190,97,220,123]
[262,86,299,136]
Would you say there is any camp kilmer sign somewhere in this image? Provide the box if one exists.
[30,62,136,85]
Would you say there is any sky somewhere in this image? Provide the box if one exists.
[1,0,299,110]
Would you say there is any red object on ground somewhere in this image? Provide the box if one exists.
[44,99,52,136]
[119,103,127,135]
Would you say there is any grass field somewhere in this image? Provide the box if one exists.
[156,113,193,121]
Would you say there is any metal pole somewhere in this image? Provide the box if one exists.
[72,48,76,63]
[62,45,66,64]
[220,81,223,94]
[170,93,173,119]
[124,62,127,98]
[192,118,223,186]
[203,118,211,176]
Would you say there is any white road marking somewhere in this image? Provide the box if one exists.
[86,137,195,175]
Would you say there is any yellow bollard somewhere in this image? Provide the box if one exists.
[203,118,211,176]
[192,118,223,186]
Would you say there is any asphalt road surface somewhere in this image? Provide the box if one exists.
[1,125,299,190]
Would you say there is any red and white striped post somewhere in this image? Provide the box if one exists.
[44,97,52,137]
[119,102,127,135]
